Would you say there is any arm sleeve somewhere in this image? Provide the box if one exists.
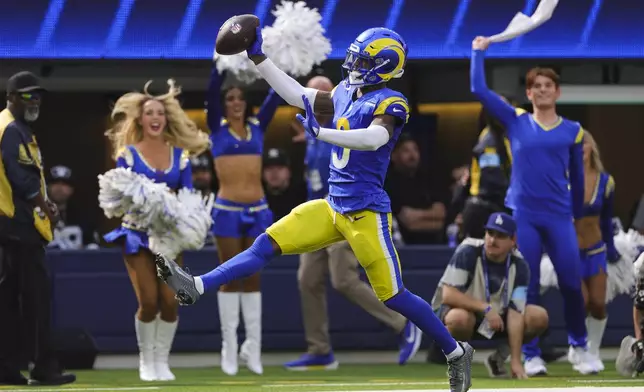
[509,259,529,314]
[0,125,41,199]
[569,128,585,220]
[255,59,319,110]
[440,245,477,292]
[601,175,619,261]
[470,50,518,131]
[205,66,224,132]
[316,124,390,151]
[255,89,283,132]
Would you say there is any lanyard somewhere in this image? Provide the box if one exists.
[481,251,512,309]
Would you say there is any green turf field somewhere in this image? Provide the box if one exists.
[2,363,641,392]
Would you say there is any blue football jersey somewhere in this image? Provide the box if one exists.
[327,79,410,214]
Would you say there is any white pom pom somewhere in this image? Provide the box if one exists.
[606,255,637,303]
[615,229,644,263]
[98,168,181,231]
[539,254,559,291]
[262,0,332,77]
[174,190,215,251]
[149,234,182,261]
[214,51,262,85]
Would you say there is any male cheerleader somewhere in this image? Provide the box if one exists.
[470,36,597,375]
[157,27,474,392]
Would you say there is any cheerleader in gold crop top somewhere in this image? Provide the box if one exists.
[103,80,209,382]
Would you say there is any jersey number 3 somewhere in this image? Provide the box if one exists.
[332,117,351,169]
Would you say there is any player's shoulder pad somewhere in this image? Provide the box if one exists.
[373,91,410,124]
[117,146,134,167]
[514,108,528,117]
[247,116,260,126]
[179,149,190,170]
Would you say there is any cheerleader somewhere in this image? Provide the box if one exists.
[205,64,282,376]
[103,80,210,381]
[567,131,619,371]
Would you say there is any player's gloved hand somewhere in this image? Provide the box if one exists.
[247,27,264,57]
[296,95,320,138]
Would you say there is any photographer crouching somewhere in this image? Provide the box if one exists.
[431,213,549,378]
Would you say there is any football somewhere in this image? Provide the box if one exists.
[215,14,260,56]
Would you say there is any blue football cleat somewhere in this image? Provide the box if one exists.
[284,353,339,371]
[398,320,422,365]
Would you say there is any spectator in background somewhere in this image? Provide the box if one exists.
[263,148,306,221]
[47,165,99,250]
[459,96,513,239]
[386,133,447,244]
[431,213,548,379]
[0,71,75,386]
[190,153,215,246]
[190,152,214,197]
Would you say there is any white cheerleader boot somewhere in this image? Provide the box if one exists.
[218,292,241,376]
[240,292,263,375]
[586,316,607,372]
[154,315,178,381]
[135,317,157,381]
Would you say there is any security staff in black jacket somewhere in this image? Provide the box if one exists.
[454,97,514,240]
[0,71,75,386]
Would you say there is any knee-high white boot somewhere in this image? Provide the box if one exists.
[218,292,241,376]
[155,315,178,381]
[135,317,157,381]
[240,292,263,375]
[586,316,607,371]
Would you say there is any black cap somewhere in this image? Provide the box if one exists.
[6,71,46,94]
[263,148,290,168]
[190,154,211,171]
[48,165,72,185]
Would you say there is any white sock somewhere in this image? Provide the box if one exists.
[586,316,607,357]
[194,277,204,295]
[445,343,464,360]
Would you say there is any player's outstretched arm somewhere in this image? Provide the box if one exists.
[470,37,517,128]
[247,28,334,117]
